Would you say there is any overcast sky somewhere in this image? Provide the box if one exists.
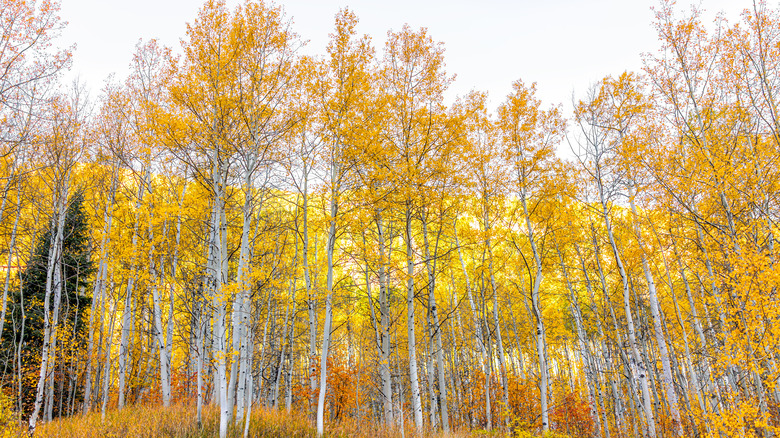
[59,0,750,110]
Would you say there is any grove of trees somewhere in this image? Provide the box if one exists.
[1,0,780,437]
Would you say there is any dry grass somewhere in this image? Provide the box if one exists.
[21,404,492,438]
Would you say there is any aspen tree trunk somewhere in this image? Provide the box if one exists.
[519,190,549,432]
[149,205,172,407]
[14,216,30,419]
[421,213,449,431]
[302,173,318,416]
[557,241,602,438]
[635,298,663,429]
[365,244,383,415]
[118,285,134,409]
[447,283,464,425]
[627,185,683,436]
[591,230,631,433]
[481,274,495,431]
[84,177,115,414]
[285,296,296,414]
[405,204,424,429]
[220,206,230,415]
[454,218,491,427]
[101,284,117,423]
[363,217,393,426]
[118,178,147,409]
[0,171,18,336]
[425,321,438,429]
[165,184,184,406]
[257,290,272,403]
[44,259,61,420]
[283,279,297,412]
[233,167,255,425]
[507,306,526,379]
[598,187,657,438]
[652,222,711,434]
[201,145,229,437]
[671,236,720,420]
[316,164,339,436]
[694,221,741,398]
[272,301,290,408]
[376,213,394,424]
[29,182,68,432]
[196,295,205,426]
[85,255,108,412]
[490,268,509,426]
[242,334,254,438]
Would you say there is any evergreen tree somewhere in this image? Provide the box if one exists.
[0,190,94,416]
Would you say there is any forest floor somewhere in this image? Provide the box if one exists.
[3,404,528,438]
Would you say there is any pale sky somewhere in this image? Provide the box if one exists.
[59,0,750,110]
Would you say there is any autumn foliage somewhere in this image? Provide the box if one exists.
[1,0,780,438]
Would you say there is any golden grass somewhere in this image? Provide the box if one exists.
[23,404,488,438]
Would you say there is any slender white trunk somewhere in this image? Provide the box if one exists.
[557,242,602,438]
[316,174,338,436]
[627,185,683,436]
[453,218,491,428]
[285,279,297,413]
[421,213,449,431]
[164,184,184,406]
[488,244,510,426]
[84,179,115,414]
[29,181,69,432]
[234,169,254,425]
[518,189,547,431]
[599,187,656,438]
[242,332,255,438]
[196,297,205,426]
[404,206,424,429]
[118,179,146,409]
[212,190,228,438]
[272,301,290,408]
[302,174,318,415]
[150,211,171,407]
[376,214,394,424]
[101,281,117,423]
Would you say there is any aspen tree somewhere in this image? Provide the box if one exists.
[497,80,564,433]
[380,24,452,430]
[167,2,240,435]
[28,90,87,433]
[311,9,373,435]
[229,2,299,425]
[574,75,658,438]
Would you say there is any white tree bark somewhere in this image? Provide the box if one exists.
[233,167,255,425]
[29,180,68,433]
[599,187,656,438]
[627,184,683,436]
[404,206,424,430]
[101,281,117,423]
[84,177,115,414]
[557,241,602,438]
[316,164,339,436]
[117,178,146,410]
[376,213,394,425]
[453,218,491,428]
[518,190,549,433]
[150,210,171,407]
[421,212,449,432]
